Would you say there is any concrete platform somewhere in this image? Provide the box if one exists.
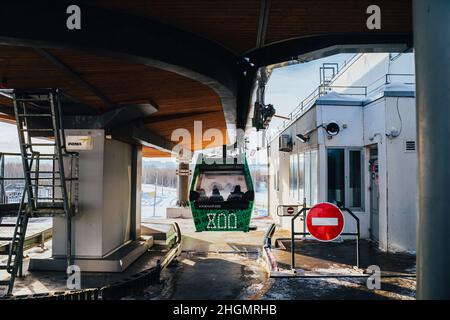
[142,223,177,246]
[166,207,192,219]
[28,237,154,272]
[143,216,272,253]
[5,224,181,296]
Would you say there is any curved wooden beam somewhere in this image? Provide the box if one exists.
[0,0,240,128]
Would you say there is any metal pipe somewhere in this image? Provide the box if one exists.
[414,0,450,299]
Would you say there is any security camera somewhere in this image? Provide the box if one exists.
[325,121,340,136]
[296,133,310,143]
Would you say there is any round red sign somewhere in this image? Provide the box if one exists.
[286,207,295,214]
[306,202,344,241]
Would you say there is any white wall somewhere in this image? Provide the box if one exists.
[384,97,417,252]
[363,99,389,250]
[53,130,134,258]
[102,139,132,255]
[332,53,415,93]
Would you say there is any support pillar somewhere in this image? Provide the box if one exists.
[30,130,151,272]
[176,161,190,207]
[414,0,450,299]
[166,160,192,219]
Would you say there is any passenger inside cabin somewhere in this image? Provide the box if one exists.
[198,188,208,201]
[227,185,244,201]
[209,187,224,202]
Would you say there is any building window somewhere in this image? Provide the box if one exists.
[272,150,279,191]
[304,151,311,204]
[298,153,305,202]
[327,148,364,210]
[327,149,345,205]
[289,154,294,198]
[349,150,362,208]
[289,154,298,199]
[310,149,318,205]
[295,149,318,206]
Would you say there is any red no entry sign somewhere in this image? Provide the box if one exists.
[286,207,295,214]
[306,202,344,241]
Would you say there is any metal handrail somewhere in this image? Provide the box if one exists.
[285,206,360,270]
[268,72,416,142]
[0,152,78,207]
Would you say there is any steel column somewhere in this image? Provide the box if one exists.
[414,0,450,299]
[176,162,190,207]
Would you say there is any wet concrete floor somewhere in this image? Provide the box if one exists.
[132,252,266,300]
[2,217,417,299]
[132,218,416,300]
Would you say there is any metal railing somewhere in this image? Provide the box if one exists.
[268,72,415,142]
[0,152,78,212]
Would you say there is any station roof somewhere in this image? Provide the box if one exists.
[0,0,412,157]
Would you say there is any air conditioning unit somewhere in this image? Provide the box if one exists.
[279,134,293,152]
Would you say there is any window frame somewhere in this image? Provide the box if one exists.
[326,147,365,211]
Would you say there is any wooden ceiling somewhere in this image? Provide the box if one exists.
[142,147,172,158]
[265,0,412,45]
[0,45,226,155]
[77,0,261,53]
[75,0,411,54]
[0,0,412,157]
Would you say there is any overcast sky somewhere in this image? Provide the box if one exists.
[0,53,353,160]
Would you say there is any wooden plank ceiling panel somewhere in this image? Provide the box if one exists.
[147,111,227,150]
[0,46,106,110]
[265,0,412,45]
[142,147,172,158]
[48,49,224,117]
[76,0,260,53]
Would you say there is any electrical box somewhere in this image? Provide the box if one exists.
[279,134,292,152]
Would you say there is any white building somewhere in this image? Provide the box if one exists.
[268,53,416,253]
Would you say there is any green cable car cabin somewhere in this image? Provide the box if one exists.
[189,154,254,232]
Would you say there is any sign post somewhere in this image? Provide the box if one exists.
[306,202,344,241]
[289,202,360,271]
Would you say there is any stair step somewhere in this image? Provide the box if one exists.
[22,143,56,147]
[0,280,10,286]
[17,114,52,117]
[28,171,60,174]
[0,237,13,241]
[30,184,63,187]
[20,128,54,132]
[0,265,9,270]
[15,97,50,102]
[24,154,57,158]
[0,224,16,227]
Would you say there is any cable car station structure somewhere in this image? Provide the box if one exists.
[0,0,448,299]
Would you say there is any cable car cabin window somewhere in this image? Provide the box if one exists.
[189,156,254,232]
[193,171,253,208]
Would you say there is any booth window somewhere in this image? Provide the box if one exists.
[289,154,298,199]
[327,148,363,210]
[289,149,319,206]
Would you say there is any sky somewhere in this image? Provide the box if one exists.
[0,53,354,161]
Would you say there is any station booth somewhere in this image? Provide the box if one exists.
[268,83,417,253]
